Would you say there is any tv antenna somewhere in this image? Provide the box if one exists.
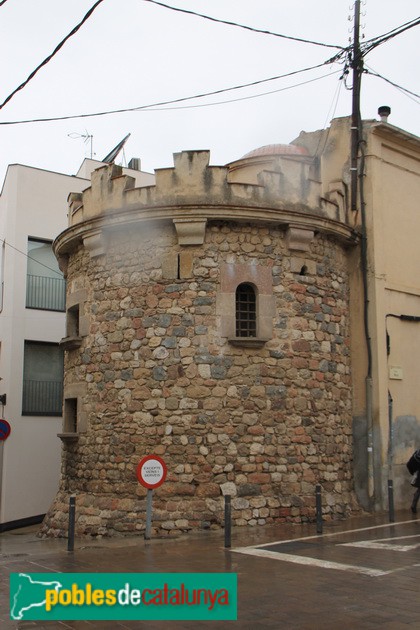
[68,130,94,158]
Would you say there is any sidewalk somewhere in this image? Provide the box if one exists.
[1,511,419,629]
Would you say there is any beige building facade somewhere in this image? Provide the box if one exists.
[352,120,420,509]
[42,114,420,537]
[294,115,420,511]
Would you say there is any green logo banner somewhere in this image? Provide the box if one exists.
[10,572,237,621]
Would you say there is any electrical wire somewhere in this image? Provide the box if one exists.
[314,74,344,158]
[364,65,420,102]
[0,59,341,126]
[0,76,342,275]
[340,15,420,96]
[0,0,350,116]
[0,2,416,140]
[122,70,342,112]
[0,238,64,277]
[0,0,10,5]
[361,16,420,55]
[142,0,345,50]
[0,0,106,111]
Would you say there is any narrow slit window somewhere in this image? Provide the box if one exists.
[67,304,80,337]
[64,398,78,433]
[236,283,257,337]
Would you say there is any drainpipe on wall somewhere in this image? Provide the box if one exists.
[366,377,374,502]
[358,122,374,507]
[387,390,393,479]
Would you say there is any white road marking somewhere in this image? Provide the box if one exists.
[341,541,420,552]
[245,517,420,550]
[232,547,390,577]
[369,533,420,542]
[231,518,420,577]
[340,533,420,552]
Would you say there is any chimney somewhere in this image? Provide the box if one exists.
[378,106,391,123]
[128,157,141,171]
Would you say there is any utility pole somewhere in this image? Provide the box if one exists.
[349,0,374,507]
[350,0,362,212]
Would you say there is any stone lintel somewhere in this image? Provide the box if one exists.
[290,257,317,275]
[173,218,207,245]
[67,288,88,309]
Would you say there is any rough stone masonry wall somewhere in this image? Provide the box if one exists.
[41,221,356,537]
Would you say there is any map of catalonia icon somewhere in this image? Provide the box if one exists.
[10,573,63,620]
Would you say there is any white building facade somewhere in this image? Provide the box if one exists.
[0,158,154,530]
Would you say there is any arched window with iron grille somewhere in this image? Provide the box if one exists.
[235,282,257,337]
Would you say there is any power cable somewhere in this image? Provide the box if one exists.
[0,238,64,277]
[0,2,416,120]
[314,74,344,158]
[361,16,420,54]
[364,65,420,102]
[0,59,341,126]
[142,0,345,50]
[0,0,106,111]
[116,70,342,112]
[0,0,349,116]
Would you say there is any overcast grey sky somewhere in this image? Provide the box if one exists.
[0,0,418,182]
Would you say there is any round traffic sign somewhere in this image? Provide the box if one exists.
[136,455,167,489]
[0,419,11,441]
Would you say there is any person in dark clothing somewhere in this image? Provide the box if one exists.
[406,449,420,514]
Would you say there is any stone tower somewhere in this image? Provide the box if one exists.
[42,145,358,537]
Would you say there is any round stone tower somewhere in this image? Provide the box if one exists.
[41,146,358,537]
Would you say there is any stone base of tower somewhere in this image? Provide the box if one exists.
[39,488,359,538]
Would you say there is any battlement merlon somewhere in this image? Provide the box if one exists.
[56,150,357,259]
[68,150,351,223]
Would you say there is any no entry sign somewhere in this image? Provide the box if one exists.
[136,455,167,490]
[0,419,11,441]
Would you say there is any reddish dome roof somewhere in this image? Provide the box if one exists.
[241,143,309,159]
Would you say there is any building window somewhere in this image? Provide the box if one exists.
[22,341,64,415]
[235,283,257,337]
[217,263,274,347]
[63,398,78,433]
[60,289,89,350]
[67,304,80,337]
[58,384,87,441]
[26,238,66,311]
